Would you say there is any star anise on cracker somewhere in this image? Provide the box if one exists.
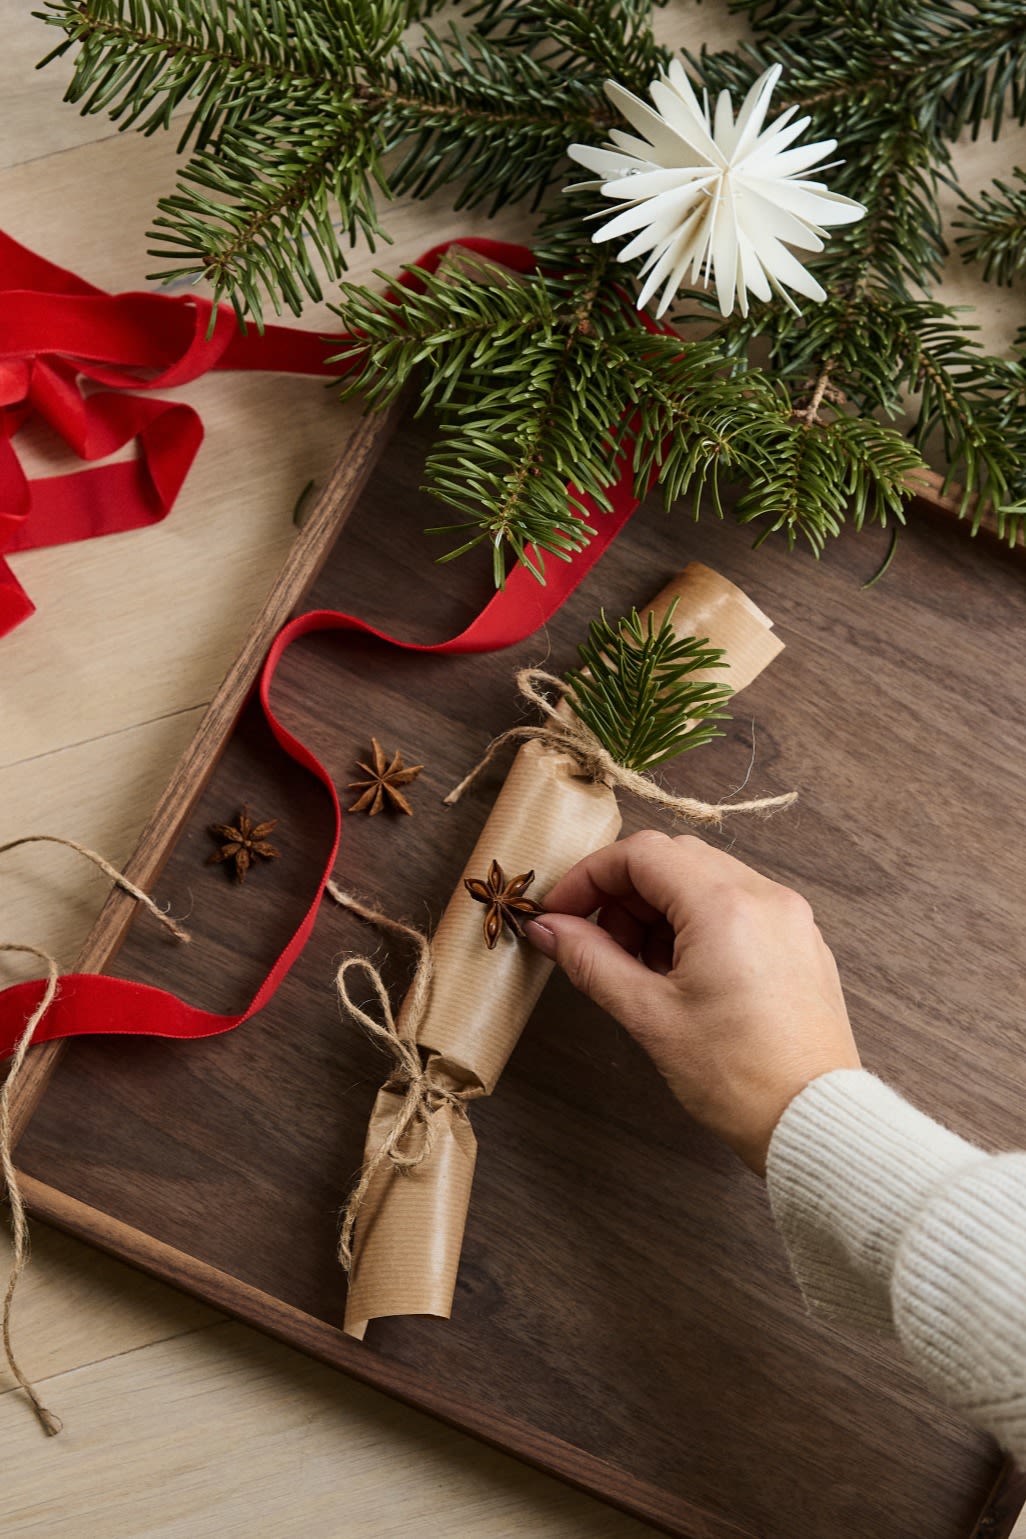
[464,860,544,950]
[347,738,424,816]
[207,806,280,883]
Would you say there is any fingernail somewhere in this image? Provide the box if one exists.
[525,919,556,957]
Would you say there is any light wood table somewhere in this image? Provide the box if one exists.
[2,7,1024,1537]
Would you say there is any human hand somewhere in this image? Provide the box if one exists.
[525,830,860,1174]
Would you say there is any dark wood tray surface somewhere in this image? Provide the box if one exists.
[13,410,1026,1538]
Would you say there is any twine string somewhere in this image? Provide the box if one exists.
[0,945,61,1437]
[0,838,190,943]
[442,669,796,823]
[1,837,191,1436]
[327,882,466,1276]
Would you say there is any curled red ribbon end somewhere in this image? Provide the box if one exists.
[0,229,344,639]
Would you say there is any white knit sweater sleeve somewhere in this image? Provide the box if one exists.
[766,1068,1026,1461]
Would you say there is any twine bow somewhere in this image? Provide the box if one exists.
[329,883,470,1275]
[443,668,796,823]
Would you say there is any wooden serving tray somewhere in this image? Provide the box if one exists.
[11,404,1026,1539]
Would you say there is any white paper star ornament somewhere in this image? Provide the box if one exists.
[567,61,866,318]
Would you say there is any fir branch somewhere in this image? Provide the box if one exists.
[149,107,385,316]
[332,244,940,578]
[727,2,1026,138]
[35,0,402,149]
[36,0,610,309]
[421,257,631,583]
[701,276,913,420]
[908,319,1026,538]
[379,25,603,212]
[732,405,922,554]
[701,274,1024,541]
[331,256,809,582]
[34,0,1026,561]
[424,333,616,583]
[333,254,624,582]
[565,604,732,773]
[955,168,1026,285]
[613,326,781,514]
[330,259,560,411]
[466,0,670,92]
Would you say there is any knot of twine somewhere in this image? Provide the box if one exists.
[443,669,796,823]
[328,883,467,1277]
[0,836,190,1437]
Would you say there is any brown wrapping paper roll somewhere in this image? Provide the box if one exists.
[343,563,783,1339]
[343,744,621,1338]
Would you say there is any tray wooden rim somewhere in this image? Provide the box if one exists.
[10,416,1025,1539]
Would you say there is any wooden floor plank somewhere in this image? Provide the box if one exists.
[0,1226,218,1398]
[4,20,103,171]
[0,711,204,979]
[0,1321,655,1539]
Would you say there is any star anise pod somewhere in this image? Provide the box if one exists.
[464,859,545,950]
[347,738,424,816]
[207,806,280,883]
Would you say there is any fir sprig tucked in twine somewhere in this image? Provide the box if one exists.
[568,605,732,771]
[443,666,794,821]
[0,837,191,1437]
[446,603,793,818]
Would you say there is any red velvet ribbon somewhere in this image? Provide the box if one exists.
[0,227,353,636]
[0,235,654,1062]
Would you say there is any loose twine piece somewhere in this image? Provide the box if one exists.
[0,836,190,1436]
[443,668,797,822]
[327,881,461,1276]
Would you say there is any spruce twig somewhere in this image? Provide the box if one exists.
[565,603,732,774]
[956,168,1026,286]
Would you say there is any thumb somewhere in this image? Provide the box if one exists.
[525,913,662,1021]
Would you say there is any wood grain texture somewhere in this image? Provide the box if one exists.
[0,1318,665,1539]
[8,1176,744,1539]
[12,406,1025,1538]
[0,708,204,984]
[973,1464,1026,1539]
[2,19,97,170]
[0,1220,217,1395]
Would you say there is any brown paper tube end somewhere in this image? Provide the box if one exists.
[344,1100,477,1333]
[643,563,773,631]
[641,563,783,695]
[343,1303,453,1341]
